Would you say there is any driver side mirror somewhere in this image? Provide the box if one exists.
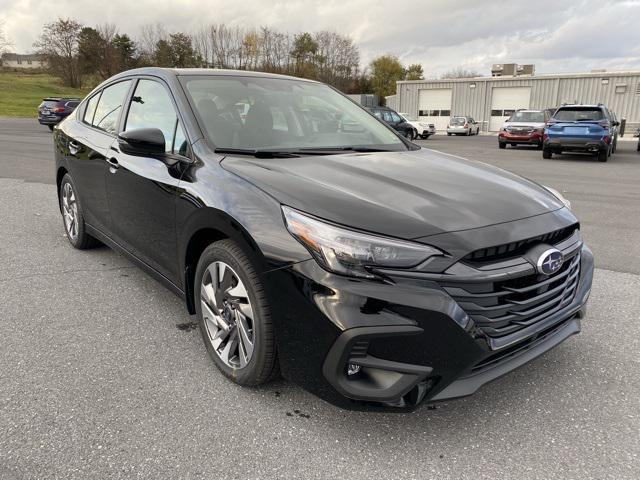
[118,128,165,157]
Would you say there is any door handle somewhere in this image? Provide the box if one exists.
[106,157,119,171]
[68,141,79,156]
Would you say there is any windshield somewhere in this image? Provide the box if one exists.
[509,111,544,123]
[554,107,604,122]
[401,113,417,121]
[450,117,466,126]
[181,75,406,151]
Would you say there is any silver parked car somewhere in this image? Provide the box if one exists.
[446,116,480,136]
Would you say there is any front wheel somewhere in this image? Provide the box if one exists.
[498,142,506,149]
[195,239,278,386]
[542,148,553,159]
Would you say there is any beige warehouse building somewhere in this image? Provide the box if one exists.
[387,68,640,133]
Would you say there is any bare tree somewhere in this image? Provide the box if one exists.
[138,23,167,64]
[0,19,13,57]
[34,18,83,87]
[440,67,482,79]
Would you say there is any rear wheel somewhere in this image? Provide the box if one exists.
[542,148,553,159]
[498,142,506,149]
[447,132,452,136]
[612,139,617,153]
[195,239,279,386]
[597,149,608,162]
[59,173,100,249]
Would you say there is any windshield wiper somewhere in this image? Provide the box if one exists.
[214,148,301,158]
[298,146,395,153]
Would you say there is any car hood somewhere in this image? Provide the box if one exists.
[504,121,546,129]
[221,148,563,239]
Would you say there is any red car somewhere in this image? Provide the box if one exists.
[498,109,551,149]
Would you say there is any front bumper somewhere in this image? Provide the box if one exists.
[266,237,593,411]
[499,132,543,144]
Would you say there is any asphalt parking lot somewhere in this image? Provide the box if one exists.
[1,117,639,479]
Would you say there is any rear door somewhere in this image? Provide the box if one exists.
[105,77,189,283]
[65,80,132,233]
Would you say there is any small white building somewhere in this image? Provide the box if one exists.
[1,53,47,69]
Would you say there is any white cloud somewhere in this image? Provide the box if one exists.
[2,0,640,76]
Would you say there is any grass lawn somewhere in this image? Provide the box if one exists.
[0,71,89,117]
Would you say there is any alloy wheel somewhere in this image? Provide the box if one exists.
[61,182,79,240]
[200,261,255,368]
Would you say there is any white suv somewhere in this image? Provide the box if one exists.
[399,113,436,139]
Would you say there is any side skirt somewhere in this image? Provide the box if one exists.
[85,223,188,306]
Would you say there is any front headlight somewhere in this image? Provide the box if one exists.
[543,186,571,210]
[282,206,443,278]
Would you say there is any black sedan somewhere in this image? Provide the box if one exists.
[53,68,593,410]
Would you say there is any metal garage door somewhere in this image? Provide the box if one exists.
[418,89,452,130]
[489,87,531,131]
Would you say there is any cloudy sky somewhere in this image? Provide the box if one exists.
[2,0,640,77]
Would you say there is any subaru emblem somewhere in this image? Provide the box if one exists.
[537,248,564,275]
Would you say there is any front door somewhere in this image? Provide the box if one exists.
[105,78,189,284]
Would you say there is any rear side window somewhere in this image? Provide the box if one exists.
[66,101,80,108]
[124,79,184,154]
[554,107,604,122]
[83,94,100,124]
[92,80,132,134]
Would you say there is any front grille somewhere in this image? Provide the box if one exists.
[443,253,581,339]
[464,224,578,262]
[470,316,574,374]
[507,126,534,134]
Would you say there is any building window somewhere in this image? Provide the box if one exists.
[601,78,609,85]
[615,84,627,94]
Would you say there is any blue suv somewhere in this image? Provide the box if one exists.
[543,104,619,162]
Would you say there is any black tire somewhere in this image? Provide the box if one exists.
[637,141,640,152]
[511,143,516,147]
[59,173,100,249]
[499,142,506,149]
[195,239,279,386]
[597,149,608,162]
[48,125,54,131]
[612,140,617,154]
[466,128,471,136]
[420,134,430,140]
[542,148,553,159]
[476,128,480,135]
[447,132,452,136]
[537,142,544,150]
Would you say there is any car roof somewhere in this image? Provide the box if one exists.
[43,97,81,101]
[105,67,321,85]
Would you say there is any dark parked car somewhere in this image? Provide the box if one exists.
[368,106,417,140]
[543,104,619,162]
[38,97,81,130]
[54,68,593,411]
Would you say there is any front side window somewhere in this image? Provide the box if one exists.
[182,75,405,151]
[125,79,180,152]
[92,80,132,134]
[389,112,402,123]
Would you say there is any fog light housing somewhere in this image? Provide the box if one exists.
[347,363,361,376]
